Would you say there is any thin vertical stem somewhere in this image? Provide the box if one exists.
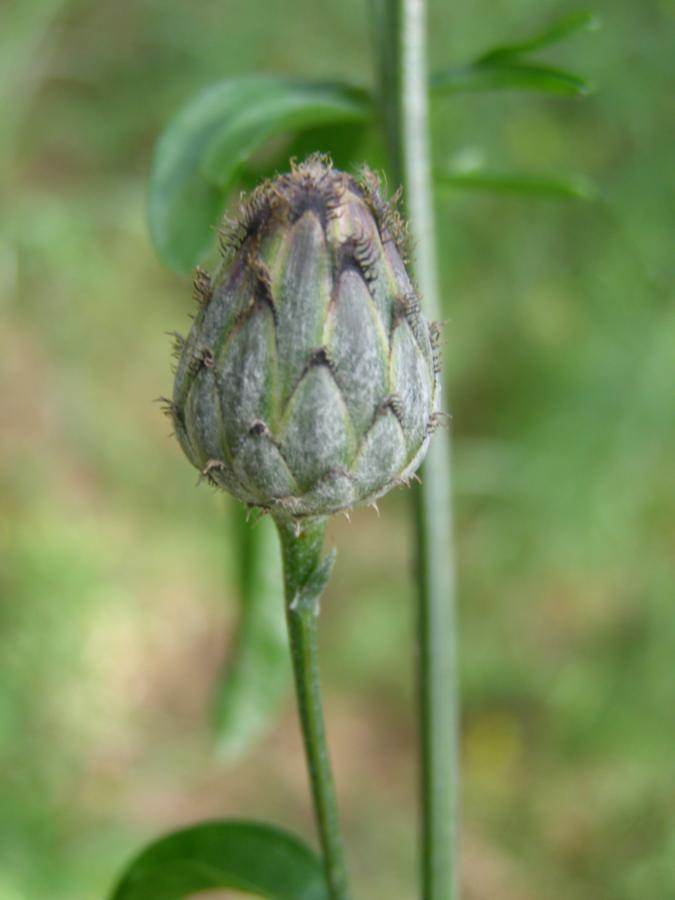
[372,1,460,898]
[275,517,351,900]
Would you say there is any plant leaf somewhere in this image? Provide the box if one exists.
[200,81,371,186]
[149,75,372,273]
[109,820,328,900]
[430,10,597,98]
[438,169,596,199]
[213,509,290,762]
[292,548,337,617]
[281,120,371,175]
[430,61,591,96]
[477,11,599,63]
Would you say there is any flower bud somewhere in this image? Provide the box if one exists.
[167,155,441,520]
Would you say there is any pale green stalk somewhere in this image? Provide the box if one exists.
[276,518,351,900]
[372,1,460,898]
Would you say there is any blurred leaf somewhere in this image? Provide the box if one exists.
[149,76,372,273]
[477,11,599,63]
[0,0,69,174]
[282,121,371,174]
[430,61,591,96]
[437,169,596,199]
[233,120,372,194]
[109,820,328,900]
[214,509,289,762]
[0,0,68,104]
[200,81,371,185]
[431,10,596,98]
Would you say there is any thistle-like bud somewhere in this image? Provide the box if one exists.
[167,155,441,520]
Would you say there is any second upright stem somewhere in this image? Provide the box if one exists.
[373,1,460,898]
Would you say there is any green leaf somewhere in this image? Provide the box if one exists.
[289,547,337,619]
[0,0,70,167]
[109,820,328,900]
[149,75,372,273]
[430,10,597,98]
[281,120,370,175]
[438,169,596,199]
[200,81,371,186]
[477,11,599,63]
[213,509,290,762]
[430,61,591,96]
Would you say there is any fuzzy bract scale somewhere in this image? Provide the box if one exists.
[168,155,441,520]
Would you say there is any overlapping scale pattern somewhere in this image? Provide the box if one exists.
[168,155,441,520]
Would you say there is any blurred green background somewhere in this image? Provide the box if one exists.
[1,0,673,898]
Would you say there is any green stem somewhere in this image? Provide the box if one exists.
[275,517,351,900]
[372,2,460,898]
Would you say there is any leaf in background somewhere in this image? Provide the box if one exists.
[0,0,70,178]
[437,169,596,199]
[213,508,289,762]
[430,9,596,98]
[282,120,371,175]
[232,119,373,195]
[476,11,599,63]
[149,75,372,273]
[200,81,371,186]
[430,61,591,96]
[109,820,328,900]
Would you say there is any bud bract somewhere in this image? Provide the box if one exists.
[169,155,441,520]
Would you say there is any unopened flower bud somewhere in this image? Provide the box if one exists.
[167,155,441,520]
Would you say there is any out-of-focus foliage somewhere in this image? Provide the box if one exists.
[431,10,596,96]
[149,76,370,271]
[109,820,328,900]
[0,1,672,899]
[213,510,289,763]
